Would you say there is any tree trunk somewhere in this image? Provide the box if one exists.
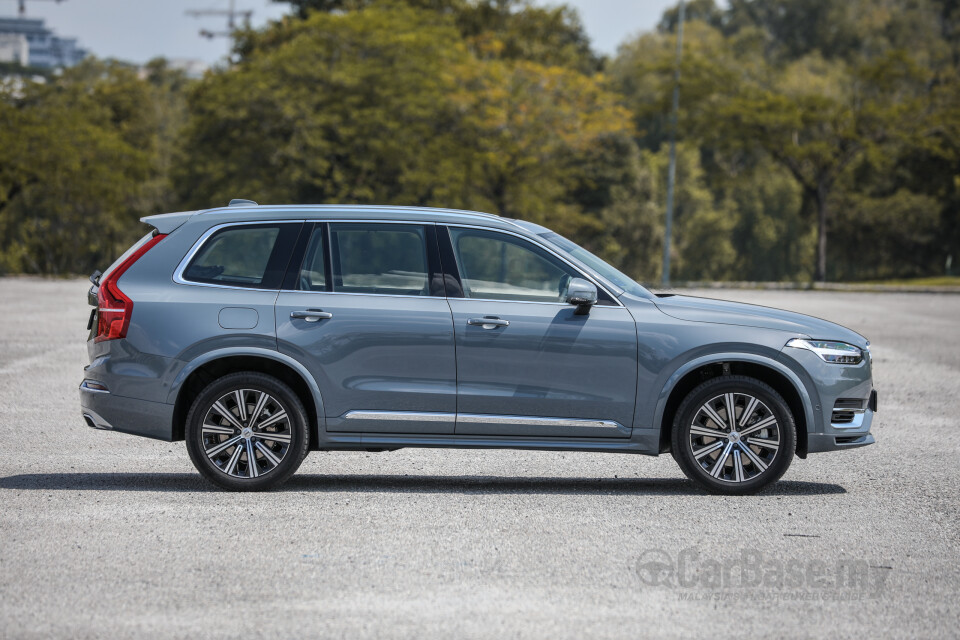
[814,182,829,283]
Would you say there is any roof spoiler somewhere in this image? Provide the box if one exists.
[140,211,197,235]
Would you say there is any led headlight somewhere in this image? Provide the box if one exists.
[786,339,863,364]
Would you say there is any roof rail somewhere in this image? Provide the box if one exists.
[228,199,259,207]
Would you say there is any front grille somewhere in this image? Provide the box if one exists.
[832,398,864,425]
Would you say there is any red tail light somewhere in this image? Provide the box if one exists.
[95,234,167,342]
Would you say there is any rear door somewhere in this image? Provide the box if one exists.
[275,221,457,434]
[441,225,638,438]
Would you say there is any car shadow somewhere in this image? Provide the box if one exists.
[0,472,847,496]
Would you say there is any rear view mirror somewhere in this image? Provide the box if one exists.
[565,278,598,315]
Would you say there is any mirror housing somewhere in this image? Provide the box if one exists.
[565,278,598,315]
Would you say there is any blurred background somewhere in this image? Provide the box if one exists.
[0,0,958,286]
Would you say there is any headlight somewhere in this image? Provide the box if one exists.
[786,339,863,364]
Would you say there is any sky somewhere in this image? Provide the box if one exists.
[1,0,679,65]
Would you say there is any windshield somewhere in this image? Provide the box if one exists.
[538,232,650,298]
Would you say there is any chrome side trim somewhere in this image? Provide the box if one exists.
[172,220,306,290]
[343,410,455,422]
[457,413,625,431]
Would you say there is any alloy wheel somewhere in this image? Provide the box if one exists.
[687,392,781,484]
[200,389,292,479]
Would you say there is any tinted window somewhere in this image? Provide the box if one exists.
[449,228,578,303]
[183,224,293,289]
[330,223,429,296]
[297,227,327,291]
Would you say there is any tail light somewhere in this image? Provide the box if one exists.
[95,233,167,342]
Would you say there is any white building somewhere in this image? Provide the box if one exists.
[0,17,87,68]
[0,32,28,65]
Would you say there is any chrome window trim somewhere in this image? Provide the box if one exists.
[173,218,623,307]
[444,223,624,308]
[172,220,306,290]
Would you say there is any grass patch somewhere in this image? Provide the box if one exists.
[855,276,960,287]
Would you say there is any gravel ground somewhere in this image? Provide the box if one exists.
[0,277,957,639]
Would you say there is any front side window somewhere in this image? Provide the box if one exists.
[448,227,579,303]
[329,223,429,296]
[183,224,294,289]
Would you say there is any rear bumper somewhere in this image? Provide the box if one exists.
[80,380,175,441]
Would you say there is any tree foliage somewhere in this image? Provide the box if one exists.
[1,0,958,284]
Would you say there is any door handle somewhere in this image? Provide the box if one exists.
[467,317,509,329]
[290,309,333,322]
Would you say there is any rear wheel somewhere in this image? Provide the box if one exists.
[671,375,796,495]
[185,372,309,491]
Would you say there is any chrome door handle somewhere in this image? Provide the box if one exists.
[290,310,333,322]
[467,317,509,329]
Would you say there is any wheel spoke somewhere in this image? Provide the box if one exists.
[733,449,745,482]
[245,439,258,478]
[224,444,244,475]
[724,393,737,428]
[740,443,769,471]
[738,397,759,428]
[234,390,248,422]
[206,435,242,457]
[255,441,282,467]
[746,437,779,451]
[201,423,234,436]
[740,415,777,437]
[248,391,269,429]
[254,431,291,444]
[693,440,724,460]
[212,401,245,431]
[701,403,728,430]
[710,442,734,478]
[690,424,725,438]
[256,410,288,430]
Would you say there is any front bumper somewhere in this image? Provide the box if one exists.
[780,347,877,454]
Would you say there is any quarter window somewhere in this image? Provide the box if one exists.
[183,224,296,289]
[448,227,579,303]
[329,223,429,296]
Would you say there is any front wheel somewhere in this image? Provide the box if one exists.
[671,376,796,495]
[185,372,310,491]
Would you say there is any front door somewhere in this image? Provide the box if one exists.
[276,222,457,434]
[442,226,638,437]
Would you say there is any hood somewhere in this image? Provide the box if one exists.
[652,294,867,347]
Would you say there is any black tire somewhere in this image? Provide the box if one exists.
[185,372,310,491]
[671,375,796,495]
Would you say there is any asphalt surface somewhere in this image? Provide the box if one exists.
[0,277,957,638]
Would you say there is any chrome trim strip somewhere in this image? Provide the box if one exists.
[172,220,307,290]
[172,218,623,304]
[343,410,455,422]
[831,409,866,430]
[457,413,625,431]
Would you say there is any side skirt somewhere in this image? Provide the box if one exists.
[317,432,659,455]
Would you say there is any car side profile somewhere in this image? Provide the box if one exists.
[80,201,876,494]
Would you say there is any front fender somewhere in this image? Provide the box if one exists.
[648,351,819,445]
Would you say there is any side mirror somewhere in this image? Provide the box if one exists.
[565,278,598,315]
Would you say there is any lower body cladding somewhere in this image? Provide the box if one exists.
[79,367,877,456]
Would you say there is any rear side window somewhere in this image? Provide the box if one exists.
[183,223,299,289]
[329,223,429,296]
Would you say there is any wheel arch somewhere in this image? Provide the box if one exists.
[169,348,325,446]
[654,353,816,458]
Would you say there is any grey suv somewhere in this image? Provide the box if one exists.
[80,201,876,493]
